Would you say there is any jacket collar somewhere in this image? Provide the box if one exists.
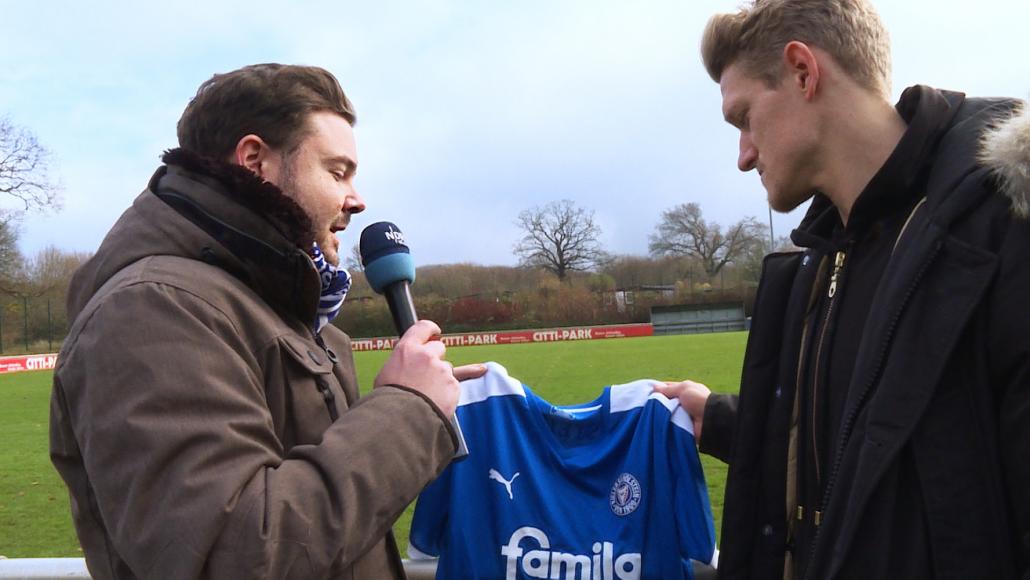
[150,149,323,328]
[791,86,962,251]
[67,147,323,327]
[159,148,314,248]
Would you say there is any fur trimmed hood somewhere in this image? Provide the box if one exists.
[980,102,1030,217]
[161,148,315,249]
[67,149,324,322]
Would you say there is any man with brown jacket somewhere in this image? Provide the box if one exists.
[50,64,480,579]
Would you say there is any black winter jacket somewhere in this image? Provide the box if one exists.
[701,89,1030,579]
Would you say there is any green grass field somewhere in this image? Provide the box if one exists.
[0,369,80,557]
[0,332,745,558]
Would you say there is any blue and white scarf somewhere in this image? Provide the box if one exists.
[311,243,351,334]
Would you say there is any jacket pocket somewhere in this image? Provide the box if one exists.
[277,335,341,444]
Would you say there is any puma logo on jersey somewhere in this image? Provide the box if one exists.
[489,468,521,500]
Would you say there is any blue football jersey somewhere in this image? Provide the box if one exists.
[409,362,716,579]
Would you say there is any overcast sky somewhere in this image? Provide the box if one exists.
[2,0,1028,268]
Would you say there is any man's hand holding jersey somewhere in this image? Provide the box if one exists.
[654,380,712,441]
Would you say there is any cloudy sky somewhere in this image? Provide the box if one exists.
[2,0,1028,267]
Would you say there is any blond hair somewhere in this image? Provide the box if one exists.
[701,0,892,96]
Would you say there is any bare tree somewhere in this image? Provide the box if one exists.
[738,235,797,284]
[0,217,24,294]
[0,245,91,350]
[0,116,61,215]
[344,242,364,273]
[21,245,87,295]
[602,254,695,288]
[514,199,607,280]
[649,202,767,279]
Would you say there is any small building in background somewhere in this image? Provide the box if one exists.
[650,302,746,335]
[606,285,676,313]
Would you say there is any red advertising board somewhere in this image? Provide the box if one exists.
[352,323,653,352]
[0,353,58,374]
[0,324,655,371]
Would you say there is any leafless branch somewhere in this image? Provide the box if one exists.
[0,116,62,213]
[513,199,606,280]
[649,202,768,278]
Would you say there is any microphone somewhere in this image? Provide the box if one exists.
[359,221,468,460]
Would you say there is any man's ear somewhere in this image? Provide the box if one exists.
[231,134,275,179]
[783,41,820,101]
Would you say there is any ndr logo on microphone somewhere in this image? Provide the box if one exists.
[384,227,406,245]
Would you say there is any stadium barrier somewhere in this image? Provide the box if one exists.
[0,324,656,375]
[651,302,746,336]
[0,325,655,374]
[353,322,654,351]
[0,353,58,374]
[0,558,437,579]
[0,557,717,578]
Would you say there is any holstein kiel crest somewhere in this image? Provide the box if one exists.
[609,473,641,516]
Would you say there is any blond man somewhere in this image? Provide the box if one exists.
[658,1,1030,578]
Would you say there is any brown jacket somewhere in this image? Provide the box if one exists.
[50,149,457,579]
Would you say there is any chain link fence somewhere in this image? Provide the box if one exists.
[0,296,66,355]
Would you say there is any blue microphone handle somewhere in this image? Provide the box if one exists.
[385,281,469,461]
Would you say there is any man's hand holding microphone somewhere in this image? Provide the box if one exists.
[374,319,485,419]
[360,222,484,457]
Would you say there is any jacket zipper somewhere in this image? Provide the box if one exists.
[792,313,812,530]
[313,333,341,422]
[791,252,829,532]
[805,241,943,574]
[160,189,343,422]
[797,249,847,545]
[827,251,846,299]
[810,250,846,499]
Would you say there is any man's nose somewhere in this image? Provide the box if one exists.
[345,188,366,214]
[737,133,757,172]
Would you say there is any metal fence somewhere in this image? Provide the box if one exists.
[0,297,66,355]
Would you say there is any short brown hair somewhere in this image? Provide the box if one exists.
[701,0,892,96]
[177,63,356,160]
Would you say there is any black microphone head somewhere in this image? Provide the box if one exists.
[359,222,416,293]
